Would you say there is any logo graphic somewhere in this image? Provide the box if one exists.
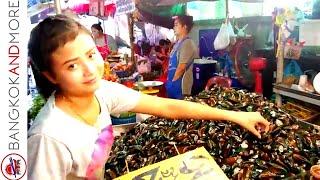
[1,153,26,180]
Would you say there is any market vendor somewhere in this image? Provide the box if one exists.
[156,39,171,78]
[27,15,270,180]
[91,22,118,60]
[166,15,198,99]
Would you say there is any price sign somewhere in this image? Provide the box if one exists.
[89,0,105,16]
[115,147,228,180]
[105,0,116,5]
[115,0,135,16]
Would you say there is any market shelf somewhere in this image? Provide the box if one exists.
[273,83,320,106]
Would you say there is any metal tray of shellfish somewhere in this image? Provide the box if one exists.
[295,118,320,131]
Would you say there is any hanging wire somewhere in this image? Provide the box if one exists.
[200,35,214,57]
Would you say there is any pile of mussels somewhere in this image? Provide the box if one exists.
[105,86,320,179]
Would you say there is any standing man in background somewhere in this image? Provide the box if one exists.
[166,15,199,99]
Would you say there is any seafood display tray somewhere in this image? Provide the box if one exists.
[273,83,320,106]
[105,86,320,179]
[295,117,320,131]
[282,102,320,122]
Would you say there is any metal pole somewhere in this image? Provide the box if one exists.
[127,13,135,64]
[225,0,229,18]
[54,0,62,14]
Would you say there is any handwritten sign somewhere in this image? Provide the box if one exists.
[89,0,105,16]
[105,0,116,5]
[115,0,135,16]
[115,147,229,180]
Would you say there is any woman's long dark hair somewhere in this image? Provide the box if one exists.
[28,14,91,99]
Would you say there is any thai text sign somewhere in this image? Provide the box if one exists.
[105,0,116,5]
[115,0,135,16]
[115,147,228,180]
[89,0,105,16]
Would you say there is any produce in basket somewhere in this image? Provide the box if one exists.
[103,74,119,82]
[112,63,131,71]
[105,86,320,179]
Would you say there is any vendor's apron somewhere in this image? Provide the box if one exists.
[96,34,110,61]
[166,37,192,99]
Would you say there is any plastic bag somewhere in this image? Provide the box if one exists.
[283,60,303,85]
[282,60,303,87]
[284,60,302,77]
[228,22,236,45]
[214,23,230,50]
[136,56,151,74]
[284,44,302,60]
[227,22,236,37]
[214,22,236,50]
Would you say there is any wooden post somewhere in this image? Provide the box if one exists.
[54,0,62,14]
[127,13,135,64]
[275,28,284,106]
[276,29,284,84]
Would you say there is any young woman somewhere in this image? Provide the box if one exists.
[91,22,117,60]
[27,15,270,179]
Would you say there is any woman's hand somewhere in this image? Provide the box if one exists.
[133,95,270,139]
[231,112,270,139]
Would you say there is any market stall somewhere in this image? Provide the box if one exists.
[103,3,320,179]
[26,1,320,179]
